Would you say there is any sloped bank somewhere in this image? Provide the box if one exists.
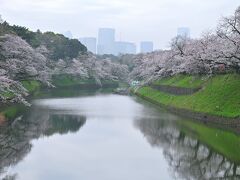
[0,76,120,123]
[150,84,200,95]
[52,74,119,89]
[134,74,240,133]
[0,80,41,125]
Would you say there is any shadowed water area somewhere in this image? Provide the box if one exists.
[0,89,239,180]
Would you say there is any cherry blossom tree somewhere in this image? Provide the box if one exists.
[217,6,240,71]
[129,6,240,85]
[0,34,52,104]
[0,34,52,84]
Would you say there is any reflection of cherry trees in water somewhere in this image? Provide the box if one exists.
[134,117,240,180]
[45,114,86,136]
[0,107,86,179]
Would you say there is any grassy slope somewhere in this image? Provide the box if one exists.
[1,75,119,100]
[52,74,119,87]
[1,105,26,120]
[0,76,119,120]
[153,74,206,88]
[179,120,240,163]
[21,80,41,93]
[52,75,95,87]
[1,80,41,99]
[0,80,40,120]
[137,74,240,118]
[1,91,15,99]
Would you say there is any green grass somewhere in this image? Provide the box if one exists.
[21,80,41,93]
[153,74,207,88]
[1,75,119,101]
[118,82,129,88]
[1,91,15,99]
[179,120,240,163]
[52,74,119,87]
[0,80,41,99]
[0,80,40,120]
[52,75,95,87]
[137,74,240,118]
[1,105,27,120]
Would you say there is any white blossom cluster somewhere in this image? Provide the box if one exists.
[0,34,129,104]
[53,53,129,86]
[0,34,52,105]
[129,6,240,85]
[1,6,239,104]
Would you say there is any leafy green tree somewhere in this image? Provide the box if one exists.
[11,25,40,47]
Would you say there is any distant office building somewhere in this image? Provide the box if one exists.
[114,41,136,55]
[79,37,97,54]
[125,42,136,54]
[140,41,154,53]
[97,28,115,55]
[63,31,73,39]
[0,15,3,24]
[177,27,190,38]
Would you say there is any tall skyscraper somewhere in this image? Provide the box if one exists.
[177,27,190,38]
[97,28,115,55]
[140,41,154,53]
[79,37,97,54]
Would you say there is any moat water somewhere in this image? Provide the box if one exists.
[0,89,239,180]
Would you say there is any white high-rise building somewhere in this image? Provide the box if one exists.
[114,41,136,55]
[177,27,190,38]
[140,41,154,53]
[79,37,97,54]
[97,28,115,55]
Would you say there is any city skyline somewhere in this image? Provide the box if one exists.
[77,26,194,54]
[79,27,151,55]
[77,26,191,54]
[1,0,239,49]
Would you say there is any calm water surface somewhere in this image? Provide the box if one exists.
[0,90,239,180]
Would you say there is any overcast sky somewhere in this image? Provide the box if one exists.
[0,0,239,50]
